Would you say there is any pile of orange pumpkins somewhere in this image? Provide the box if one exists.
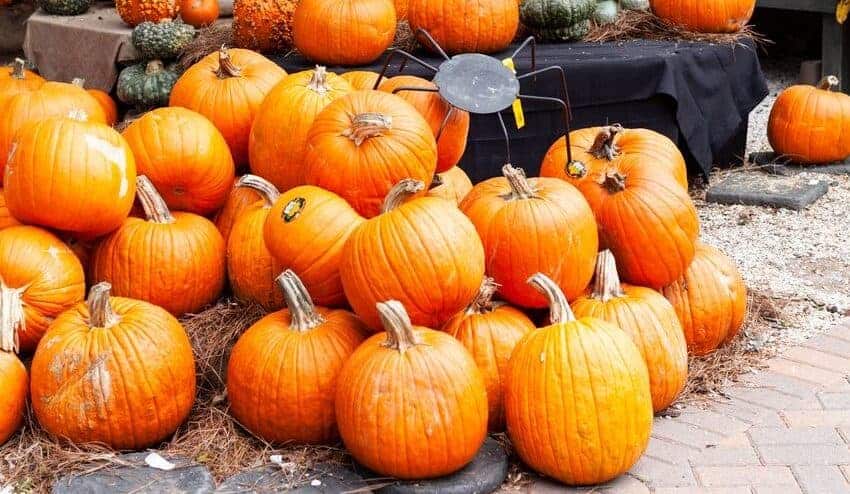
[0,47,749,488]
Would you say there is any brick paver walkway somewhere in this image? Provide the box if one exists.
[529,319,850,493]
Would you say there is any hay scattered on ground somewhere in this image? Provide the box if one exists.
[584,9,769,46]
[178,24,234,69]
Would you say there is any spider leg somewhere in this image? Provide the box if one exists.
[390,86,440,95]
[517,65,573,121]
[496,111,511,165]
[414,28,451,61]
[373,49,439,90]
[435,106,455,141]
[517,94,575,164]
[510,37,537,72]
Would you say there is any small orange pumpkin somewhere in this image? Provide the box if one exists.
[340,179,485,330]
[427,166,473,204]
[249,66,352,192]
[340,70,384,90]
[0,226,86,353]
[227,270,367,444]
[0,58,44,102]
[30,282,196,449]
[90,176,226,315]
[116,0,179,26]
[72,78,118,127]
[304,90,438,218]
[336,300,488,479]
[651,0,755,33]
[0,189,21,231]
[169,47,287,167]
[215,178,262,245]
[123,107,236,215]
[0,319,27,446]
[180,0,219,26]
[572,250,688,412]
[442,278,535,430]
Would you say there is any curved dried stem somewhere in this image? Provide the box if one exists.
[343,113,393,146]
[818,75,840,91]
[466,277,501,314]
[502,164,536,199]
[88,282,120,329]
[235,174,280,208]
[9,58,26,80]
[307,66,330,95]
[378,300,421,353]
[588,124,624,160]
[215,46,242,78]
[0,284,24,354]
[381,179,425,213]
[527,273,575,324]
[591,250,625,301]
[276,270,324,332]
[71,77,86,88]
[136,175,175,224]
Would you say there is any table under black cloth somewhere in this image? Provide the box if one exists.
[271,39,768,183]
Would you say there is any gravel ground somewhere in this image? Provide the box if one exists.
[694,56,850,348]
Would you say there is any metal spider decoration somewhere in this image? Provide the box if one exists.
[373,28,586,177]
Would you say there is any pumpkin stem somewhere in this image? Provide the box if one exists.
[591,250,625,301]
[87,282,120,329]
[343,113,393,146]
[502,164,537,199]
[0,284,24,354]
[9,58,26,80]
[377,300,421,353]
[527,273,576,324]
[136,175,176,224]
[276,270,325,332]
[146,60,166,76]
[71,77,86,88]
[381,178,425,213]
[600,170,627,193]
[307,66,330,95]
[466,277,500,314]
[235,174,280,208]
[215,46,243,78]
[588,124,623,161]
[818,75,840,91]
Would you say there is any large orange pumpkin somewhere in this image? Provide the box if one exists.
[341,180,485,331]
[427,165,473,204]
[0,189,20,231]
[169,47,287,167]
[72,78,118,127]
[661,242,747,356]
[340,70,384,90]
[249,66,352,192]
[767,76,850,164]
[541,132,699,288]
[460,164,598,308]
[227,175,285,311]
[505,273,653,485]
[264,185,364,307]
[407,0,519,54]
[651,0,755,33]
[90,176,226,315]
[292,0,396,66]
[0,58,44,102]
[0,226,86,353]
[0,319,27,446]
[442,278,535,431]
[572,250,688,412]
[380,75,470,172]
[215,178,262,245]
[233,0,298,52]
[123,107,236,215]
[0,82,107,181]
[336,300,488,479]
[30,282,196,449]
[304,90,437,218]
[4,111,134,237]
[540,125,688,189]
[227,270,367,444]
[116,0,179,26]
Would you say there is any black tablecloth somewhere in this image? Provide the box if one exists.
[272,39,768,181]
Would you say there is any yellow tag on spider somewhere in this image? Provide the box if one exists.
[501,57,526,130]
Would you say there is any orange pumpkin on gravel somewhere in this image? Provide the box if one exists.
[460,164,598,308]
[0,226,85,354]
[91,176,225,316]
[0,320,26,446]
[427,166,473,204]
[0,58,44,102]
[651,0,755,33]
[505,273,653,486]
[4,111,133,237]
[340,179,485,331]
[336,300,488,479]
[227,270,367,444]
[304,90,437,218]
[116,0,179,26]
[30,282,196,449]
[123,107,236,215]
[169,47,287,167]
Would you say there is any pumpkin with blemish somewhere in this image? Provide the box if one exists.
[30,282,196,449]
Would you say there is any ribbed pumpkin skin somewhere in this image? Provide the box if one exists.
[427,166,473,204]
[408,0,519,54]
[340,71,383,90]
[0,82,107,181]
[540,126,688,189]
[88,89,118,127]
[233,0,298,52]
[340,192,485,331]
[264,186,364,307]
[292,0,396,66]
[506,316,652,485]
[169,48,287,167]
[123,107,236,215]
[380,76,470,173]
[227,202,284,311]
[0,227,86,353]
[215,181,261,244]
[116,0,179,26]
[335,321,488,478]
[4,115,135,237]
[30,291,196,449]
[661,243,747,356]
[304,91,438,218]
[0,60,44,102]
[249,68,352,191]
[651,0,754,32]
[0,352,26,445]
[227,303,367,443]
[0,189,21,230]
[767,81,850,164]
[460,168,598,308]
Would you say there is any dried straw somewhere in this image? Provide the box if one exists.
[178,23,235,70]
